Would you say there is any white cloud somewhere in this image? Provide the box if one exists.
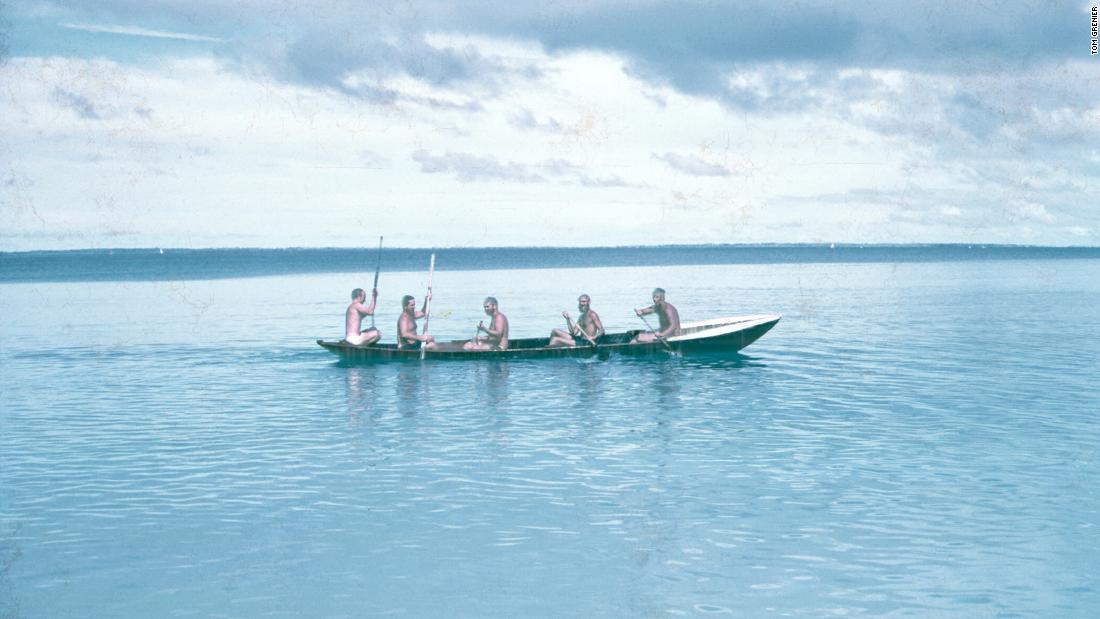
[1008,201,1055,223]
[60,22,224,42]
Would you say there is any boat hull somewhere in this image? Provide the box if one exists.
[318,314,780,362]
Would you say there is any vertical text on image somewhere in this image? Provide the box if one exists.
[1092,5,1099,55]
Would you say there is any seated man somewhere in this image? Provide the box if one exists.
[463,297,509,351]
[630,287,681,344]
[345,287,380,346]
[397,294,437,350]
[548,294,605,347]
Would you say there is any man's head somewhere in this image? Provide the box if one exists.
[483,296,498,315]
[577,294,591,312]
[352,288,365,301]
[652,288,666,304]
[401,294,415,312]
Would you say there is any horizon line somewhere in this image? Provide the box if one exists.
[4,242,1100,256]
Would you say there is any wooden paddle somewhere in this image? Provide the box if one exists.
[636,311,674,353]
[565,312,598,347]
[419,253,435,360]
[370,236,382,329]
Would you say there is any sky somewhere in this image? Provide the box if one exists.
[0,0,1098,250]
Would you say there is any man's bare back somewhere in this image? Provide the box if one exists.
[345,288,380,346]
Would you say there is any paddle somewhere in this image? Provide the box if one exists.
[370,236,382,329]
[564,312,598,347]
[420,253,435,360]
[636,311,674,353]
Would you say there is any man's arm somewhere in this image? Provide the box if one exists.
[635,305,655,316]
[562,311,578,334]
[589,311,605,337]
[363,289,378,316]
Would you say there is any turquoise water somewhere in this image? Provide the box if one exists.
[2,252,1099,617]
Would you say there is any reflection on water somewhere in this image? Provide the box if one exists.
[569,360,607,411]
[476,361,510,408]
[343,367,378,423]
[394,362,425,417]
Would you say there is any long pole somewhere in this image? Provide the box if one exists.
[370,236,382,329]
[419,253,435,360]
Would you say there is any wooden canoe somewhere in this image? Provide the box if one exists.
[317,314,780,362]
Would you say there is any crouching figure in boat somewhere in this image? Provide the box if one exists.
[345,288,381,346]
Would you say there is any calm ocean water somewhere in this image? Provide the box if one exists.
[1,247,1098,617]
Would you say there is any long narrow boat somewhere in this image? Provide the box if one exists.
[317,314,780,362]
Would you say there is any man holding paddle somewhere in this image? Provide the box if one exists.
[548,294,605,347]
[631,288,681,344]
[398,294,437,350]
[345,288,381,346]
[463,297,509,351]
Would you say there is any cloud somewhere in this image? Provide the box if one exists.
[272,30,536,105]
[31,2,1086,115]
[54,88,100,119]
[652,152,729,177]
[411,150,637,188]
[60,22,224,42]
[1007,201,1054,223]
[579,174,631,188]
[510,108,563,132]
[412,150,545,183]
[358,149,392,169]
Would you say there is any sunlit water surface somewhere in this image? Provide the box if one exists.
[2,257,1099,617]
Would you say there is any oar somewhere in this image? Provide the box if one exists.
[370,235,382,329]
[566,313,598,347]
[419,253,435,361]
[636,312,674,353]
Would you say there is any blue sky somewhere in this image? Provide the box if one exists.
[1,1,1097,249]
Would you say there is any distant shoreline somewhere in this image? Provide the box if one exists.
[3,242,1100,256]
[2,240,1100,252]
[3,244,1099,284]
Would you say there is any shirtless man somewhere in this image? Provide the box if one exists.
[548,294,605,347]
[630,287,681,344]
[345,288,381,346]
[463,296,509,351]
[397,293,437,350]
